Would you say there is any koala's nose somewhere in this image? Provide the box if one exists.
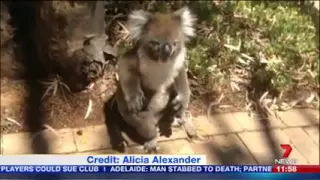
[162,43,172,56]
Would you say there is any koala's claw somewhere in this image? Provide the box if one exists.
[143,139,159,153]
[175,117,197,139]
[171,117,185,128]
[144,147,159,154]
[171,97,183,111]
[127,95,145,113]
[122,139,129,147]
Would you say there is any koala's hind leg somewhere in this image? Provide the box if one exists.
[129,112,160,153]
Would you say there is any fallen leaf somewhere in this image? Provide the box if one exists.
[85,98,93,120]
[289,100,300,107]
[223,39,241,51]
[4,117,22,127]
[230,81,240,91]
[218,104,233,108]
[115,73,119,81]
[241,53,254,61]
[259,91,269,105]
[237,57,248,65]
[305,93,315,104]
[43,124,59,137]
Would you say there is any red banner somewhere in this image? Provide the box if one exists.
[272,165,320,173]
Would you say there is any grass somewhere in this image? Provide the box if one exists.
[110,0,319,109]
[188,1,318,94]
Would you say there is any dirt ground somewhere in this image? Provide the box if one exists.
[0,64,247,135]
[1,2,318,135]
[2,65,316,135]
[0,69,116,134]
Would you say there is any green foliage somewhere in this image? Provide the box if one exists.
[187,1,318,93]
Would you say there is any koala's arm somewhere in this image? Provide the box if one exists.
[167,66,191,120]
[146,66,190,114]
[117,54,145,113]
[173,67,191,107]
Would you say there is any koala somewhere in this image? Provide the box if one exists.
[115,7,196,153]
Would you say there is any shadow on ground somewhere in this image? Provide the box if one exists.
[101,70,284,164]
[103,91,187,153]
[8,2,60,179]
[203,113,256,164]
[98,1,318,164]
[4,7,62,179]
[104,94,145,152]
[4,1,317,166]
[9,1,50,154]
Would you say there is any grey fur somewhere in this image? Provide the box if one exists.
[115,7,195,153]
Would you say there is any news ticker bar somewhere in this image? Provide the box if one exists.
[0,165,319,173]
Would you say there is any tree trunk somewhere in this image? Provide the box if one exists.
[0,1,25,79]
[33,1,107,92]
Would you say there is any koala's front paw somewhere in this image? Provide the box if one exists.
[143,138,159,153]
[126,92,145,113]
[171,117,184,127]
[171,95,183,111]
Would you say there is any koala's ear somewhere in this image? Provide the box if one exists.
[173,7,197,39]
[128,10,152,42]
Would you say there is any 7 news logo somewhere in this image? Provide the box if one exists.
[274,144,297,165]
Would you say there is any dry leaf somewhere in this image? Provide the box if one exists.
[218,104,233,108]
[230,81,240,91]
[307,69,316,78]
[60,82,71,92]
[305,93,315,104]
[237,57,248,65]
[43,124,59,137]
[292,72,307,80]
[87,83,95,90]
[241,53,254,61]
[224,39,241,51]
[31,124,59,142]
[115,72,119,81]
[4,117,22,127]
[259,52,268,64]
[85,98,93,120]
[259,91,269,105]
[289,99,300,108]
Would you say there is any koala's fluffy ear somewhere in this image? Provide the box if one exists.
[128,10,152,42]
[173,7,197,40]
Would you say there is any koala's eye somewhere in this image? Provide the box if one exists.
[149,40,160,48]
[172,41,179,47]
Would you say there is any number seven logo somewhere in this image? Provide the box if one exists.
[281,144,293,158]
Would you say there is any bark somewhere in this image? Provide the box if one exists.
[33,1,107,92]
[0,1,25,79]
